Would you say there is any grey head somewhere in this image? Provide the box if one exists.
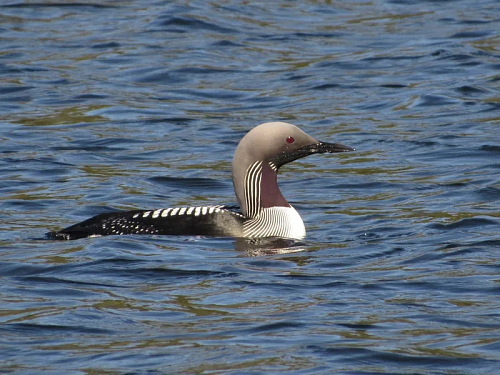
[232,122,354,219]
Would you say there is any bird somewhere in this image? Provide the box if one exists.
[48,122,354,240]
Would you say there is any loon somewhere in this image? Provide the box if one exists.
[48,122,354,240]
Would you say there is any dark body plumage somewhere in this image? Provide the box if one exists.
[48,206,246,240]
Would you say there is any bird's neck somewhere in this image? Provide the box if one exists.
[241,160,289,219]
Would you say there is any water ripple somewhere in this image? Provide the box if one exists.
[1,0,500,373]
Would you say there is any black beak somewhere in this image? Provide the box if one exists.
[270,140,355,168]
[311,141,355,154]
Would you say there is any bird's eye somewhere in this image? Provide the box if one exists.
[286,136,295,144]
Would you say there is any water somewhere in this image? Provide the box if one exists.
[1,0,500,373]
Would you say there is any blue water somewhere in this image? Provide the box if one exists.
[1,1,500,373]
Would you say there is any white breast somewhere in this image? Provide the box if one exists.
[242,206,306,239]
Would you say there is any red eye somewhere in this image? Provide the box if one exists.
[286,136,295,144]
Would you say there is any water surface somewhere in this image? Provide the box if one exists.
[1,1,500,374]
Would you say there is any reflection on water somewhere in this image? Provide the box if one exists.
[234,237,306,255]
[1,0,500,374]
